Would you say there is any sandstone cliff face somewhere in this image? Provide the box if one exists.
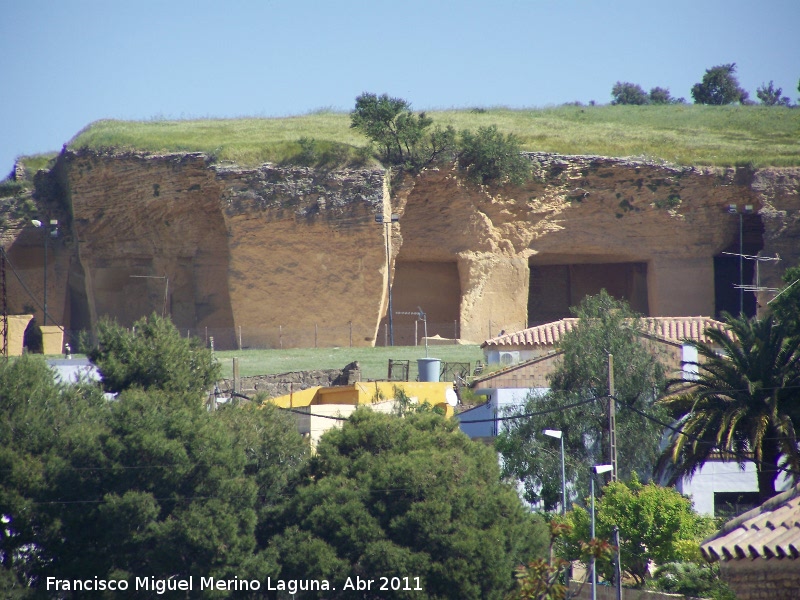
[7,149,799,349]
[390,154,791,342]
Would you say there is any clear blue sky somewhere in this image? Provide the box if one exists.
[1,0,798,176]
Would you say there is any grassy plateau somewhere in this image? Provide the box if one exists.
[63,104,800,169]
[214,345,485,381]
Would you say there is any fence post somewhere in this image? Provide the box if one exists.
[233,357,240,394]
[315,323,318,348]
[238,325,242,350]
[279,325,283,349]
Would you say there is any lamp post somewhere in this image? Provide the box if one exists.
[591,464,613,600]
[31,219,58,326]
[727,204,754,315]
[375,212,399,346]
[544,429,566,515]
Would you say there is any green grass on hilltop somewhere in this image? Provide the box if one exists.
[214,345,485,381]
[67,105,800,168]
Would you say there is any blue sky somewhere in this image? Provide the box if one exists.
[1,0,798,176]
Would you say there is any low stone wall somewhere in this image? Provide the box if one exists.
[569,581,705,600]
[720,558,800,600]
[219,362,361,399]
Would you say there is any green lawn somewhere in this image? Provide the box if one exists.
[62,104,800,169]
[214,344,485,381]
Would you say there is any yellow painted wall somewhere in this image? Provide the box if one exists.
[2,315,33,356]
[266,381,456,449]
[41,326,64,355]
[269,381,455,417]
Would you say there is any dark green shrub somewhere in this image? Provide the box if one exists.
[611,81,649,105]
[650,562,736,600]
[691,63,749,105]
[458,125,530,185]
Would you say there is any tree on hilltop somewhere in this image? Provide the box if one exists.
[458,125,531,186]
[756,81,791,106]
[649,86,680,104]
[350,93,530,185]
[611,82,649,105]
[691,63,749,105]
[350,92,456,169]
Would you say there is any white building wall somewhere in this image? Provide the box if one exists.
[677,461,793,516]
[458,388,547,438]
[677,461,758,516]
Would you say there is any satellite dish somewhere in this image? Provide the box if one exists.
[445,388,458,407]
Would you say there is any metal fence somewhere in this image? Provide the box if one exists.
[59,319,470,353]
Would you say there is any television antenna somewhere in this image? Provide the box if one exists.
[720,252,781,294]
[396,307,429,357]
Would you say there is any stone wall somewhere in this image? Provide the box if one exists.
[5,149,799,349]
[219,362,362,399]
[570,582,704,600]
[719,558,800,600]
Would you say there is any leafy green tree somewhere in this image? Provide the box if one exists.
[611,82,648,105]
[560,474,715,587]
[458,125,530,186]
[756,81,791,106]
[272,408,547,599]
[88,313,220,395]
[0,331,307,595]
[691,63,749,105]
[350,92,453,168]
[648,87,674,104]
[770,262,800,335]
[656,314,800,502]
[497,292,668,510]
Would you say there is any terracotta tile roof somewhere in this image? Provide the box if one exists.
[701,483,800,561]
[481,317,729,348]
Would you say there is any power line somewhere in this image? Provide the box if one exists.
[613,394,800,478]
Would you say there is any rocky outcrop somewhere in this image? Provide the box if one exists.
[5,149,799,349]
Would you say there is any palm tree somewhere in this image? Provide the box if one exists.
[655,314,800,502]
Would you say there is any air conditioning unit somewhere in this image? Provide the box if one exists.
[499,351,520,366]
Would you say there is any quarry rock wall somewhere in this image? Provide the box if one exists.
[7,149,799,349]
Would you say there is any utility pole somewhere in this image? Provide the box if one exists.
[608,353,618,482]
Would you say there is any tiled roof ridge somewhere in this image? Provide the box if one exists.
[701,483,800,562]
[482,316,729,348]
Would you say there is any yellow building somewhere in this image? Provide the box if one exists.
[266,381,457,448]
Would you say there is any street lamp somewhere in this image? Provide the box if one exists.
[544,429,567,515]
[31,219,58,326]
[375,212,399,346]
[591,464,613,600]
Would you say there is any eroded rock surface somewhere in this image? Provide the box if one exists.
[5,149,798,349]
